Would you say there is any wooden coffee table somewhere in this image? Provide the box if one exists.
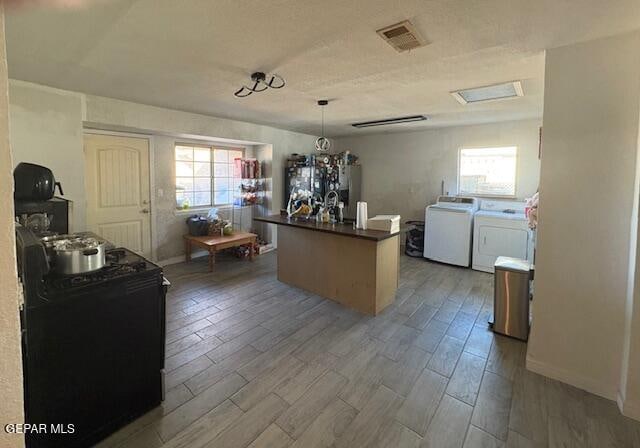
[184,232,258,272]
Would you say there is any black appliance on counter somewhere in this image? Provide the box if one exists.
[16,226,167,448]
[15,197,71,235]
[14,162,64,201]
[14,163,71,234]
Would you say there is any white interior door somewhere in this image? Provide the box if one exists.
[84,134,152,258]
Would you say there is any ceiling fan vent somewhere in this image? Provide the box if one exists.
[377,20,427,52]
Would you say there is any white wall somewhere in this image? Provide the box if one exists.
[527,30,640,405]
[8,81,317,261]
[9,81,85,229]
[0,6,25,447]
[333,119,541,221]
[622,112,640,418]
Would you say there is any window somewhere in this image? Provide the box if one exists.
[175,144,243,208]
[458,146,517,197]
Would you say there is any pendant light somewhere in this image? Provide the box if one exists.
[315,100,331,152]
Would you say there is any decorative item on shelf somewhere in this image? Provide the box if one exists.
[314,100,331,152]
[234,72,285,98]
[286,188,313,218]
[336,150,358,165]
[526,191,539,230]
[234,158,262,179]
[233,178,266,207]
[205,208,231,236]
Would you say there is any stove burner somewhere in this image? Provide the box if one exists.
[106,249,126,262]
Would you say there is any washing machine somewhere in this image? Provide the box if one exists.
[472,200,534,273]
[424,196,479,267]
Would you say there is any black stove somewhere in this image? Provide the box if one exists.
[16,227,167,448]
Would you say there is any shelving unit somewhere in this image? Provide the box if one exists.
[231,158,265,234]
[232,177,266,232]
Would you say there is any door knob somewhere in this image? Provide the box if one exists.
[141,208,150,214]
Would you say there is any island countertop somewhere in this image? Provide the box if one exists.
[254,215,408,242]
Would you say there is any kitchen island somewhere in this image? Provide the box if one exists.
[254,215,403,315]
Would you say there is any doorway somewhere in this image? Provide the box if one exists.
[84,133,152,258]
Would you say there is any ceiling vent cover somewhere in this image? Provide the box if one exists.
[377,20,427,52]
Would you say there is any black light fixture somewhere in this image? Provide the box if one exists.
[352,115,427,128]
[315,100,330,152]
[234,72,285,98]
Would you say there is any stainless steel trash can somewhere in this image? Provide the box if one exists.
[492,256,531,341]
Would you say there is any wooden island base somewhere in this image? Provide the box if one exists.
[276,225,399,315]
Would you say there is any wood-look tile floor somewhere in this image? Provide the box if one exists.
[95,252,640,448]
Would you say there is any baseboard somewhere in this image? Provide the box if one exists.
[157,250,208,267]
[526,355,617,401]
[617,391,640,421]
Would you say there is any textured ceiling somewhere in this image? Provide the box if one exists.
[5,0,640,136]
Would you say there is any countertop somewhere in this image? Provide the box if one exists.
[254,215,409,241]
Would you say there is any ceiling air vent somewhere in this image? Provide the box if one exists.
[377,20,427,53]
[451,81,524,104]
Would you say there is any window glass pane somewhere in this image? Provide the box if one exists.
[176,177,194,191]
[176,145,244,208]
[194,147,211,162]
[214,163,229,177]
[176,191,193,208]
[193,191,211,206]
[214,190,231,205]
[176,161,193,177]
[214,149,229,163]
[194,162,211,177]
[193,177,211,191]
[214,177,231,191]
[229,150,243,161]
[459,146,517,196]
[175,146,193,161]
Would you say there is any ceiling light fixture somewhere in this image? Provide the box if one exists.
[315,100,331,152]
[234,71,285,98]
[451,81,524,104]
[352,115,427,128]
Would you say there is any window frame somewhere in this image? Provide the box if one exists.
[175,142,245,210]
[457,145,518,198]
